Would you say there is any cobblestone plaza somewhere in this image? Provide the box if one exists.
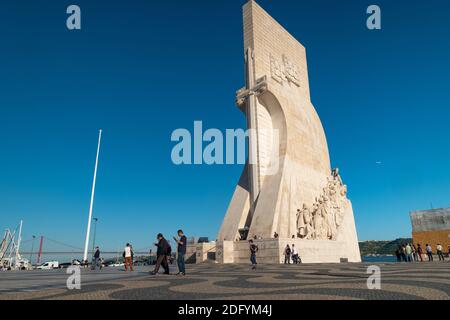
[1,262,449,300]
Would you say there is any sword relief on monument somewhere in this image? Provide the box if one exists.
[270,54,301,87]
[296,168,349,241]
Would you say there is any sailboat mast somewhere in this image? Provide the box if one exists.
[15,220,23,260]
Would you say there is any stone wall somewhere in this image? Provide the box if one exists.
[412,230,450,252]
[410,207,450,232]
[186,242,216,264]
[217,238,361,264]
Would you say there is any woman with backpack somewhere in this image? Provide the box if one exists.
[123,243,134,272]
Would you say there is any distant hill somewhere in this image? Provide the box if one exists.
[359,238,413,256]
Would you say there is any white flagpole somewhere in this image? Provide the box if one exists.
[83,130,102,262]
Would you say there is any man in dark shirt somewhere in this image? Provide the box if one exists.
[249,240,258,270]
[150,233,170,275]
[92,246,101,270]
[174,229,187,275]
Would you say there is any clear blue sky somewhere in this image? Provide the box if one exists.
[1,0,449,253]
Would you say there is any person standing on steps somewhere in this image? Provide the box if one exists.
[291,244,299,264]
[249,240,258,270]
[284,244,291,264]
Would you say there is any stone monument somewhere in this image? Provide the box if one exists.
[216,0,361,263]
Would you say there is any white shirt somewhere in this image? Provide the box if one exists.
[437,245,443,251]
[292,248,298,255]
[124,246,132,258]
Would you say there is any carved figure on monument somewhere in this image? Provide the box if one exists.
[325,196,337,240]
[297,204,314,239]
[303,204,313,240]
[296,208,305,237]
[312,197,326,240]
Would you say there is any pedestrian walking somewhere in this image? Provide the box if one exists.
[173,229,187,276]
[92,246,101,270]
[437,244,445,262]
[123,243,134,271]
[249,240,258,270]
[284,244,291,264]
[150,233,170,275]
[400,244,408,262]
[405,243,413,262]
[412,244,418,262]
[395,246,402,262]
[426,244,433,262]
[417,244,424,262]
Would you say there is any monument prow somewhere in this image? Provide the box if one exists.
[217,1,361,263]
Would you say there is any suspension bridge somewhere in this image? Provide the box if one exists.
[3,226,154,267]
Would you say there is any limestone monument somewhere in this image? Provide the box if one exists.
[216,1,361,263]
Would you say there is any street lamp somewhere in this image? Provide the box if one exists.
[92,218,98,258]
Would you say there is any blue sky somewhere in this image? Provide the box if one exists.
[1,0,449,253]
